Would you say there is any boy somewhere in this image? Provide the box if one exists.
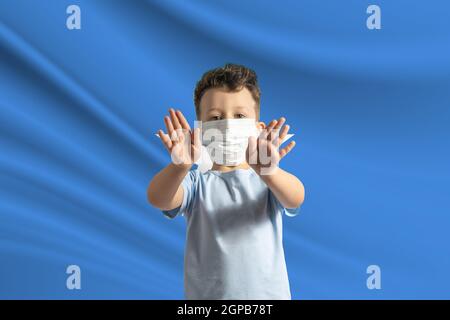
[147,63,305,299]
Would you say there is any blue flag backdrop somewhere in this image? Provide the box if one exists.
[1,0,450,299]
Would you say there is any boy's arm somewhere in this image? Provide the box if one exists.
[147,163,191,211]
[248,117,304,209]
[260,167,305,209]
[147,108,200,211]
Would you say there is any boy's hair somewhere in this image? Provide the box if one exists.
[194,63,261,119]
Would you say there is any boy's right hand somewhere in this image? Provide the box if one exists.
[157,108,201,169]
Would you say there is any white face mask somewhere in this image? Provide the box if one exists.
[201,118,259,166]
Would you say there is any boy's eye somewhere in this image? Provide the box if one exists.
[210,115,221,121]
[236,113,246,119]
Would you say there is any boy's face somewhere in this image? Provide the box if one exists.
[199,87,263,129]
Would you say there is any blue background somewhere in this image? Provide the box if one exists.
[1,0,450,299]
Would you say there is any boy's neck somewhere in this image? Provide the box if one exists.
[211,162,251,172]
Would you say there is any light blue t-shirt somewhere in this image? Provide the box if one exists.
[163,167,300,300]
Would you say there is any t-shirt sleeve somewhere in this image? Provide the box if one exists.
[162,168,199,219]
[269,189,301,217]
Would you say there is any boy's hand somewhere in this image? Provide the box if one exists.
[246,117,296,175]
[157,108,201,168]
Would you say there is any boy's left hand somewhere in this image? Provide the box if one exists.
[246,117,296,175]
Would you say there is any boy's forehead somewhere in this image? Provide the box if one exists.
[200,87,257,112]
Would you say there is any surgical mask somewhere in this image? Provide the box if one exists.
[201,118,258,166]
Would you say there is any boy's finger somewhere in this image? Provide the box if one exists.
[275,124,290,147]
[261,119,277,140]
[176,110,191,131]
[158,129,173,150]
[164,116,179,142]
[280,124,290,139]
[268,117,285,142]
[267,119,278,132]
[169,108,182,130]
[260,119,276,138]
[274,117,286,129]
[164,116,175,136]
[280,141,296,159]
[269,127,280,143]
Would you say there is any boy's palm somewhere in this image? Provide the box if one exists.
[158,109,201,167]
[247,117,296,175]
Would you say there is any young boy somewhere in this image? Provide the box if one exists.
[147,63,305,300]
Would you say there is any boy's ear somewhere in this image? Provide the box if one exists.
[256,121,266,129]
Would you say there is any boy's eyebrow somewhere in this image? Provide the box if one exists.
[206,105,251,113]
[206,107,221,113]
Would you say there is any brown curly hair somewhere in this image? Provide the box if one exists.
[194,63,261,119]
